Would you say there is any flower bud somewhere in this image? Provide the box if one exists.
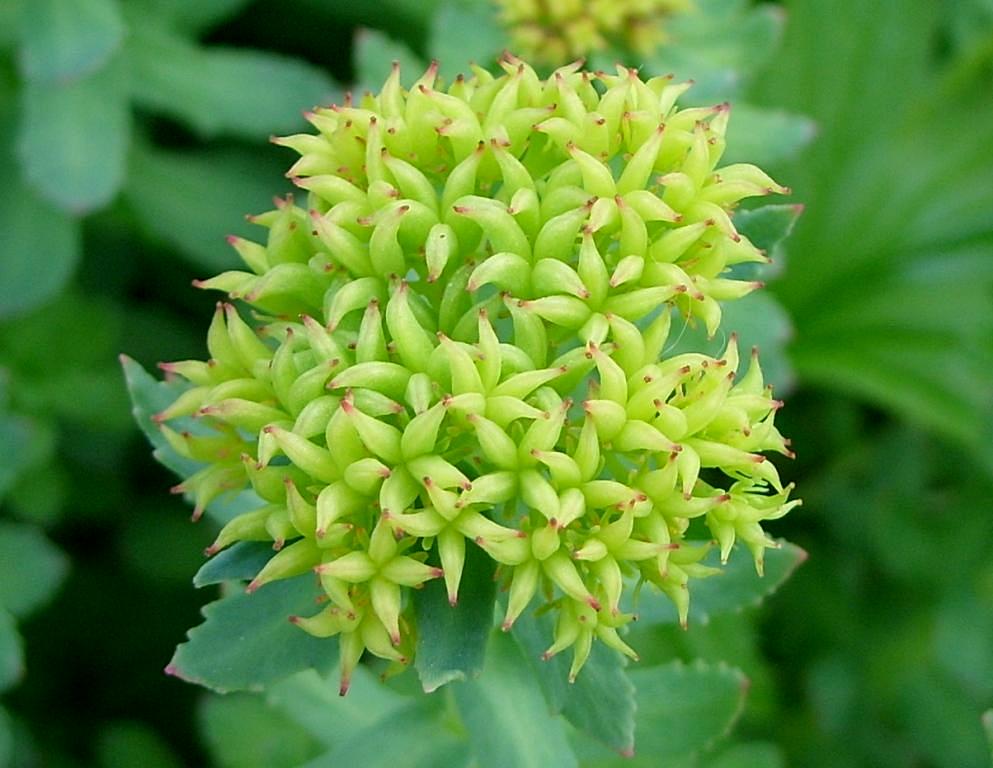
[147,57,799,686]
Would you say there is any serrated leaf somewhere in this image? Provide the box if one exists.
[733,204,804,256]
[16,0,125,84]
[628,661,747,762]
[510,604,636,755]
[0,522,68,619]
[453,631,578,768]
[97,722,183,768]
[0,610,23,693]
[167,574,337,693]
[266,668,407,749]
[126,25,338,140]
[121,355,264,524]
[0,160,80,321]
[126,144,288,272]
[302,698,471,768]
[631,542,807,627]
[194,542,278,588]
[353,29,426,93]
[119,355,202,479]
[198,693,322,768]
[427,1,506,82]
[413,541,496,692]
[722,104,816,167]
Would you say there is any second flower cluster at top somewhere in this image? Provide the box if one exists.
[157,55,799,689]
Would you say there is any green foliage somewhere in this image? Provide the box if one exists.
[759,0,993,463]
[412,544,496,692]
[125,145,290,272]
[0,611,22,694]
[0,156,80,321]
[167,575,338,693]
[18,53,131,213]
[16,0,126,84]
[97,722,183,768]
[3,0,991,765]
[510,605,637,755]
[0,522,69,618]
[631,542,806,627]
[199,693,322,768]
[454,633,577,768]
[124,24,338,141]
[573,660,748,767]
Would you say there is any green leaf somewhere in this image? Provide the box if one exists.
[198,693,323,768]
[0,161,80,321]
[624,661,747,763]
[126,25,338,140]
[631,542,806,627]
[734,204,804,257]
[17,55,130,213]
[704,742,787,768]
[97,722,183,768]
[302,698,471,768]
[0,522,68,619]
[123,0,251,34]
[645,0,783,100]
[934,592,993,701]
[757,0,993,457]
[121,355,264,524]
[353,29,426,93]
[413,541,496,692]
[983,710,993,763]
[293,0,437,43]
[510,604,636,755]
[119,354,202,479]
[167,574,337,693]
[426,1,506,82]
[453,631,578,768]
[16,0,125,84]
[194,542,278,588]
[266,668,407,749]
[721,104,816,167]
[0,411,46,501]
[0,609,23,693]
[0,705,11,768]
[126,144,289,272]
[120,509,211,583]
[0,0,20,48]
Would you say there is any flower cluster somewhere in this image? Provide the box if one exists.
[495,0,691,65]
[155,56,798,691]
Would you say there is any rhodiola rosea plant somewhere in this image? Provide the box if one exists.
[124,53,804,762]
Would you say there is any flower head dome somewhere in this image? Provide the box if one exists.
[155,55,798,691]
[496,0,692,65]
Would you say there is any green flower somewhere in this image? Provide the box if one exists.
[154,56,799,690]
[496,0,692,65]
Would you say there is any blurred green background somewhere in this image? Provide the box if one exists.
[1,0,991,766]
